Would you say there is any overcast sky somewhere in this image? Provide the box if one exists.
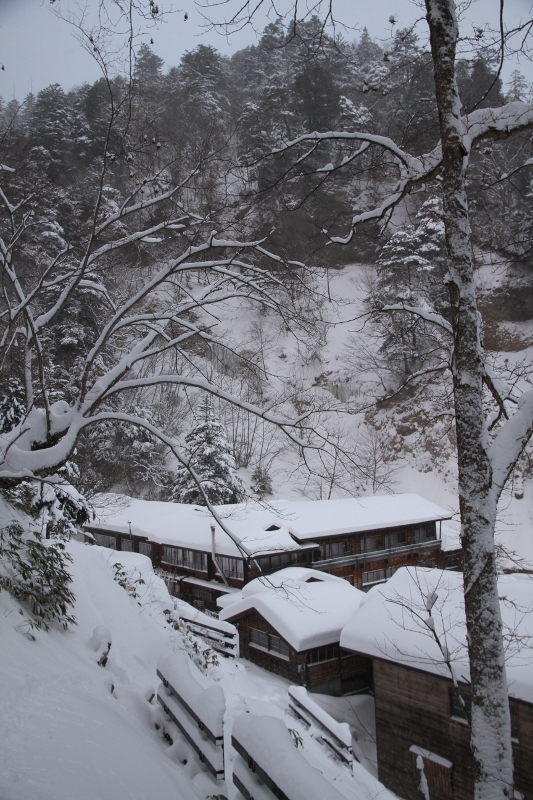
[1,0,533,100]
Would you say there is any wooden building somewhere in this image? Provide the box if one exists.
[86,493,461,610]
[219,568,372,696]
[340,567,533,800]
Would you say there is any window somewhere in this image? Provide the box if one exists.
[161,546,208,572]
[270,635,290,658]
[249,628,290,659]
[362,566,398,585]
[322,540,350,559]
[415,524,436,543]
[121,538,133,552]
[256,556,270,571]
[308,644,339,664]
[384,530,407,549]
[362,535,382,553]
[510,705,519,741]
[250,628,269,649]
[138,541,152,558]
[94,533,117,549]
[217,555,244,581]
[451,692,519,740]
[253,551,309,573]
[450,690,471,722]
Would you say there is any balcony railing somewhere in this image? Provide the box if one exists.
[310,538,441,571]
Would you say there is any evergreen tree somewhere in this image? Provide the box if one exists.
[0,378,26,434]
[172,397,244,505]
[506,70,530,102]
[370,197,448,383]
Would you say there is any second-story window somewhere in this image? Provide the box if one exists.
[322,540,350,559]
[217,555,244,580]
[161,546,208,572]
[415,524,436,543]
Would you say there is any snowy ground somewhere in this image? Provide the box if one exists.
[0,533,395,800]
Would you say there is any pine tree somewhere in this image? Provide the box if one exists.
[172,397,244,505]
[506,70,530,102]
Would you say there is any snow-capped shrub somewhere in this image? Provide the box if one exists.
[0,522,76,632]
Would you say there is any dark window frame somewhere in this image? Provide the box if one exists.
[248,627,290,661]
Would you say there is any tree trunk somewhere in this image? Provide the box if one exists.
[424,1,513,798]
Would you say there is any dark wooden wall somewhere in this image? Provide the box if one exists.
[372,658,533,800]
[235,610,299,683]
[233,610,373,696]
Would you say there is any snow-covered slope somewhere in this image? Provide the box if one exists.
[0,540,196,800]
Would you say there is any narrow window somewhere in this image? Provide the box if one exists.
[94,533,117,549]
[450,690,471,722]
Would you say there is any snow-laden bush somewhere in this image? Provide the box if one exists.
[0,522,76,633]
[3,476,90,541]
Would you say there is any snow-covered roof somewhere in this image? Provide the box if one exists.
[87,495,316,559]
[340,567,533,704]
[88,492,453,559]
[219,567,365,651]
[278,494,452,542]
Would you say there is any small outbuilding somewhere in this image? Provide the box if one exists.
[340,566,533,800]
[219,567,371,696]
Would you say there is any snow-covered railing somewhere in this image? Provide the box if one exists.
[178,609,238,658]
[231,713,345,800]
[288,686,354,767]
[156,653,225,778]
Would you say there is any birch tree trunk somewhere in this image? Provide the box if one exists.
[425,2,513,797]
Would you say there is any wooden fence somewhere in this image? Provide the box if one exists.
[231,713,345,800]
[178,611,238,658]
[156,653,225,779]
[288,685,354,766]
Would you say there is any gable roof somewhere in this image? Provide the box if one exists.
[219,567,365,651]
[340,566,533,704]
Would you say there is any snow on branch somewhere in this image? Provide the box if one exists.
[262,99,533,243]
[101,376,314,443]
[381,304,453,334]
[489,389,533,497]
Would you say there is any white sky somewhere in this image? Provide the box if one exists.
[1,0,533,100]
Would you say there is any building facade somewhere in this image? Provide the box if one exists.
[86,493,462,610]
[369,658,532,800]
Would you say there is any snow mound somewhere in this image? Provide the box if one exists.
[0,540,196,800]
[232,712,345,800]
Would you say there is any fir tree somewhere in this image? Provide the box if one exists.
[172,397,244,505]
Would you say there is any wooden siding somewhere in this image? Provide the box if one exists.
[235,610,298,682]
[233,610,372,696]
[87,519,462,593]
[372,658,533,800]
